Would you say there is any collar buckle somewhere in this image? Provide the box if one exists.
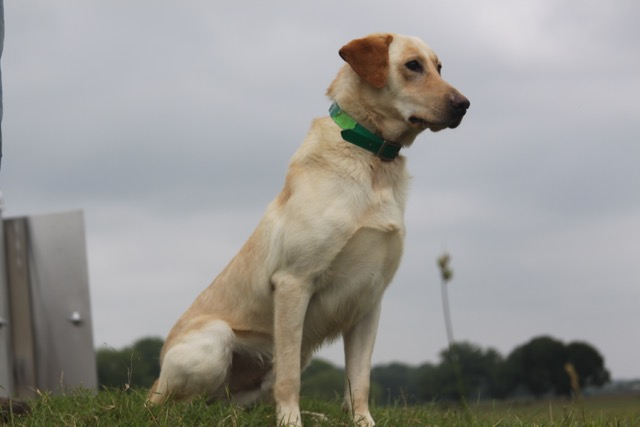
[376,140,402,162]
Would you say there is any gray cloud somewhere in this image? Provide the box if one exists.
[2,0,639,379]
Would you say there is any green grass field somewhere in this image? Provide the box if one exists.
[3,389,639,426]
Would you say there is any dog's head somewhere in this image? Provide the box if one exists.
[328,33,469,144]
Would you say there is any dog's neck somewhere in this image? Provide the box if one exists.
[329,103,402,162]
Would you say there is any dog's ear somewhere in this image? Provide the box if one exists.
[339,34,393,89]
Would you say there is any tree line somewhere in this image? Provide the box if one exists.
[96,335,610,402]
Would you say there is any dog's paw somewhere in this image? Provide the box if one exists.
[301,410,328,422]
[277,405,302,426]
[353,411,375,427]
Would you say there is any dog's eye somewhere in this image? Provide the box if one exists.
[437,64,442,75]
[405,60,423,73]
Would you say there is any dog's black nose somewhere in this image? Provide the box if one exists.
[450,93,470,115]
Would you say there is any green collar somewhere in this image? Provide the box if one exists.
[329,103,401,162]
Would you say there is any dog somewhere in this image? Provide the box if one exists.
[148,33,469,426]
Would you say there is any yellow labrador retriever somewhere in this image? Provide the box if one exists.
[149,33,469,426]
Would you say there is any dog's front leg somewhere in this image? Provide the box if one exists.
[343,302,382,427]
[272,271,313,427]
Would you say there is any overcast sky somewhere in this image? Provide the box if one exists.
[2,1,639,380]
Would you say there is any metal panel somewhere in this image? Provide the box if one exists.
[3,218,37,398]
[0,202,14,397]
[25,211,97,393]
[2,211,97,396]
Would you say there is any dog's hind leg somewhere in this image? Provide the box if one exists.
[148,319,234,404]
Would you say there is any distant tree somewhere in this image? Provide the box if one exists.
[301,359,344,400]
[96,346,130,389]
[96,337,163,389]
[432,342,506,400]
[506,336,569,397]
[415,363,438,402]
[129,337,164,388]
[371,362,420,404]
[505,336,612,397]
[303,358,337,378]
[488,352,514,399]
[566,341,610,389]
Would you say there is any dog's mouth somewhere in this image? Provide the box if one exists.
[408,116,429,129]
[447,115,464,129]
[408,116,447,132]
[409,114,466,131]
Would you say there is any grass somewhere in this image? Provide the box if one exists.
[3,389,639,426]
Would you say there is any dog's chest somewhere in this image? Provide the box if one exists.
[304,176,407,340]
[305,224,404,342]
